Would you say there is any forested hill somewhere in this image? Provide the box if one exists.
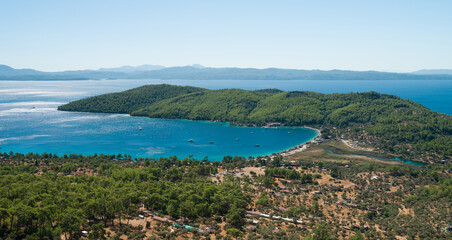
[58,84,204,113]
[58,84,452,160]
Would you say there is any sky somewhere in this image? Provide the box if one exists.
[1,0,451,72]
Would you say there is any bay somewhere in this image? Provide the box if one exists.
[0,79,450,161]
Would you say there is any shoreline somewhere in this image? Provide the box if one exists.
[262,126,321,158]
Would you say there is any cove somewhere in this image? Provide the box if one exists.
[325,149,426,166]
[1,79,449,162]
[0,108,318,160]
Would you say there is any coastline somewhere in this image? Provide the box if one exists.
[2,107,321,161]
[263,126,321,158]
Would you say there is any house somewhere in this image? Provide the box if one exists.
[246,210,262,215]
[371,176,379,180]
[272,227,280,233]
[282,217,294,222]
[245,225,257,231]
[279,207,289,211]
[199,227,213,234]
[153,216,172,223]
[267,122,282,127]
[247,219,259,224]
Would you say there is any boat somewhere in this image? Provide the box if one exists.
[235,138,240,141]
[288,131,291,134]
[255,144,260,147]
[188,139,194,142]
[250,131,254,134]
[210,141,214,144]
[139,126,142,131]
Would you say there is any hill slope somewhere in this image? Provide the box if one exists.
[132,89,273,122]
[58,84,204,113]
[59,85,452,160]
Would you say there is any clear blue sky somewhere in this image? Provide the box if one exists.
[1,0,451,72]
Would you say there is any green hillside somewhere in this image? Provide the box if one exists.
[58,84,204,113]
[132,89,272,122]
[59,84,452,160]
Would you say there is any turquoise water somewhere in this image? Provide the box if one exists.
[0,80,318,160]
[0,110,317,160]
[0,79,450,161]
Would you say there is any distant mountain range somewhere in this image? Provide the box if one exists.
[411,69,452,75]
[98,64,166,72]
[1,64,452,80]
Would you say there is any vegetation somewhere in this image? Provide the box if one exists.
[135,89,273,123]
[0,152,249,239]
[0,151,450,239]
[58,84,203,114]
[59,84,452,161]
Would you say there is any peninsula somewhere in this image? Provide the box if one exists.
[58,84,451,163]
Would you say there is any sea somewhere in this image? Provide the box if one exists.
[0,79,450,161]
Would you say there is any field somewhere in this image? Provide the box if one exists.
[287,140,405,165]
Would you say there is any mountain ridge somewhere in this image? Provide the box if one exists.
[2,64,452,80]
[411,69,452,75]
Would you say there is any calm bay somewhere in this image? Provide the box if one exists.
[0,79,450,160]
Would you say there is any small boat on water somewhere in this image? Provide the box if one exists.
[139,126,142,131]
[250,132,254,134]
[235,138,240,141]
[255,144,260,147]
[210,141,214,144]
[288,131,291,134]
[188,139,194,142]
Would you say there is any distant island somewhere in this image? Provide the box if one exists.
[58,84,451,163]
[2,64,452,80]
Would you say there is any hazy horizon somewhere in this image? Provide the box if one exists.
[2,63,452,74]
[1,1,451,72]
